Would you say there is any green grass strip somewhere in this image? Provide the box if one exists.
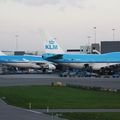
[59,113,120,120]
[0,86,120,109]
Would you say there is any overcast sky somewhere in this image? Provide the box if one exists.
[0,0,120,51]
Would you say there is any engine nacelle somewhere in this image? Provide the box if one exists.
[42,63,56,70]
[47,64,56,70]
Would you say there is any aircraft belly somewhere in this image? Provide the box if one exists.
[6,63,40,68]
[60,63,85,68]
[90,63,119,70]
[59,62,120,70]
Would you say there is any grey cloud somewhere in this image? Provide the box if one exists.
[13,0,86,7]
[14,0,59,6]
[0,0,8,2]
[0,0,87,9]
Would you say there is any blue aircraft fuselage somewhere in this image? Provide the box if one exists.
[0,55,45,63]
[43,52,120,63]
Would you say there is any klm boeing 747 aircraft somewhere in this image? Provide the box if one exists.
[42,38,120,71]
[0,52,55,70]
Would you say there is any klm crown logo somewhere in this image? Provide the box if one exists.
[49,40,55,44]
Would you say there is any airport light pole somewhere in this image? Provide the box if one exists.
[87,36,91,46]
[93,27,96,43]
[87,36,91,54]
[15,34,18,51]
[112,28,115,41]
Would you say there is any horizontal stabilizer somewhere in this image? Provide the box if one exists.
[42,53,63,60]
[48,54,63,60]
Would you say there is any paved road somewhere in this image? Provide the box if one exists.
[0,74,120,89]
[0,99,66,120]
[34,109,120,113]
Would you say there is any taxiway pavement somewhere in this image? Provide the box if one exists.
[0,74,120,89]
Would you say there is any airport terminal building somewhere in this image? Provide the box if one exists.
[101,41,120,53]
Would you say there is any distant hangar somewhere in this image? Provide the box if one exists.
[67,41,120,54]
[101,41,120,53]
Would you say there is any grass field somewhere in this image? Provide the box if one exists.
[58,113,120,120]
[0,86,120,109]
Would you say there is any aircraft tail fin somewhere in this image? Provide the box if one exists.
[44,38,64,54]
